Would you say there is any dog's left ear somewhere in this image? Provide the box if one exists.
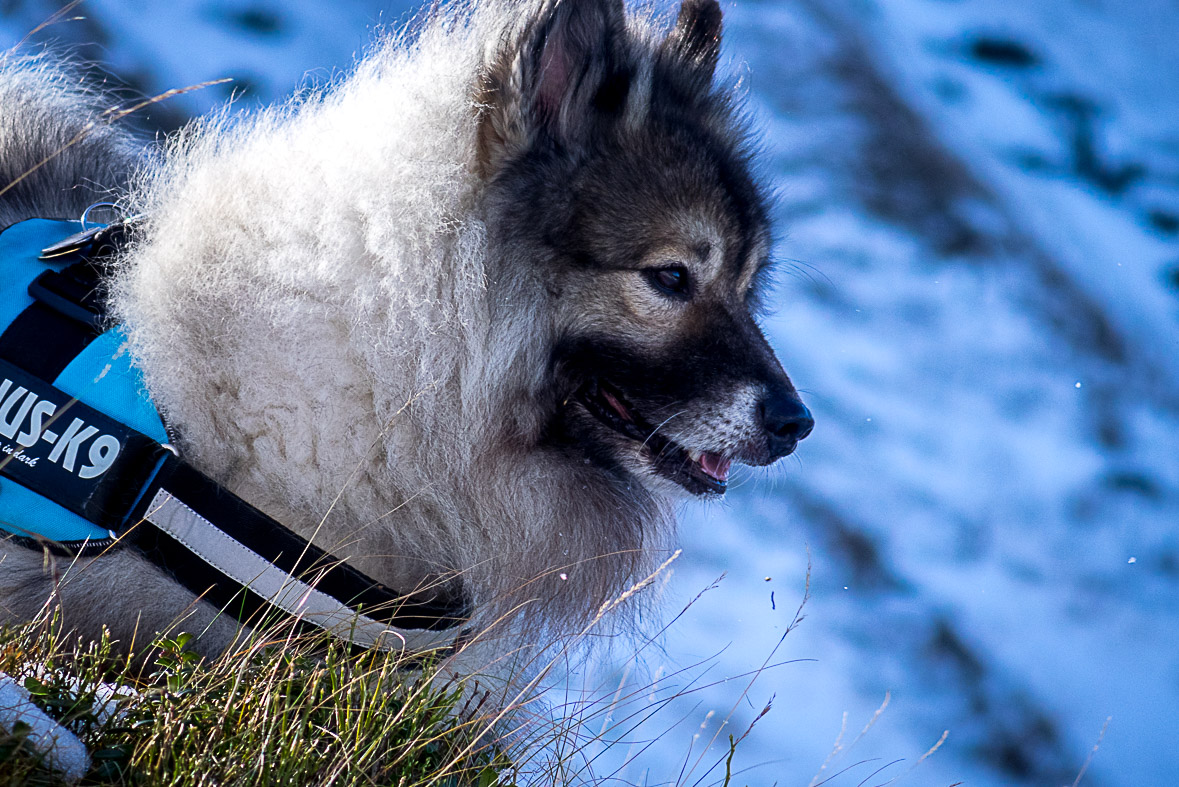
[480,0,626,172]
[530,0,626,134]
[663,0,723,82]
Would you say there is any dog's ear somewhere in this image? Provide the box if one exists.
[479,0,626,172]
[663,0,722,83]
[530,0,626,133]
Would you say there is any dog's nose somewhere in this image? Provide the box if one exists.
[761,393,814,459]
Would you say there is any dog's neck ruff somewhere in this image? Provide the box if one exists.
[0,219,468,654]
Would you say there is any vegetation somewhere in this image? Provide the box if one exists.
[0,568,791,787]
[0,615,517,786]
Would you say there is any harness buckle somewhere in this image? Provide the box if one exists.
[38,216,141,264]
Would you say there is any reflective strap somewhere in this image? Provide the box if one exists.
[142,489,457,654]
[131,455,470,632]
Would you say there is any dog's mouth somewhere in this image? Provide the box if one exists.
[576,381,732,496]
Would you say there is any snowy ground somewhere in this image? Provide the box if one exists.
[3,1,1177,784]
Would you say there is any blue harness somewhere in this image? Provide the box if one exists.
[0,218,466,650]
[0,219,167,545]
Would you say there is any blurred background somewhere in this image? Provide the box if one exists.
[2,0,1177,784]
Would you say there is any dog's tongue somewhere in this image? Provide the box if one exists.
[699,452,731,482]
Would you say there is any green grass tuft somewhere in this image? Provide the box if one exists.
[0,559,795,786]
[0,615,517,786]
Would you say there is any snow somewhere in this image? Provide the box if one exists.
[3,0,1177,784]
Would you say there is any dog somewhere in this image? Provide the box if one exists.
[0,0,812,666]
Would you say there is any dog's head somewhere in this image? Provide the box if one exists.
[479,0,812,497]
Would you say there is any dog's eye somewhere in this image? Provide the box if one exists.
[645,266,691,298]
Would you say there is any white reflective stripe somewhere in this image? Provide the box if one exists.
[143,488,453,653]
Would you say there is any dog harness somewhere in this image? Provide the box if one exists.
[0,217,467,653]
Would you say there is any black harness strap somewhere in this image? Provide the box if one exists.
[0,271,102,380]
[0,355,465,635]
[131,456,468,631]
[0,220,120,378]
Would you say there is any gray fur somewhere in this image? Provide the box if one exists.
[0,54,142,228]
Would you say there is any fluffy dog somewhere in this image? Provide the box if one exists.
[0,0,812,663]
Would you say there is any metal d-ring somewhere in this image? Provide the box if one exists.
[80,202,122,230]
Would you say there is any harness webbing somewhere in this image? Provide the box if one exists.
[0,264,101,380]
[0,218,468,653]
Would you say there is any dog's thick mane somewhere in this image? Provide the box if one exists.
[110,1,690,650]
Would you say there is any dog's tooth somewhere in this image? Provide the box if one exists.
[699,452,732,483]
[688,448,702,462]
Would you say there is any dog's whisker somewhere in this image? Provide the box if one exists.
[640,411,688,453]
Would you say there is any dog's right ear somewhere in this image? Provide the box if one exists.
[479,0,626,173]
